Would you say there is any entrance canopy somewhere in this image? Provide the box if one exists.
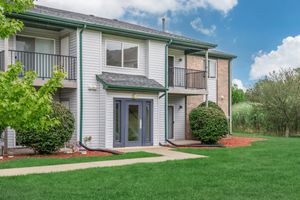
[96,72,166,92]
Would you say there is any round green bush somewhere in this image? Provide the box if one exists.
[199,101,224,113]
[17,102,75,154]
[189,106,228,144]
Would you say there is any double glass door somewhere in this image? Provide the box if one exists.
[114,99,152,147]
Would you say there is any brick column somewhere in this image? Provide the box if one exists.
[185,55,205,139]
[217,59,229,117]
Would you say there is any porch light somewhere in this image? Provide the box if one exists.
[132,94,137,99]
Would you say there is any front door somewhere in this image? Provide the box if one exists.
[114,99,153,147]
[168,106,174,139]
[125,101,142,146]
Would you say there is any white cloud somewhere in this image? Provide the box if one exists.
[250,35,300,80]
[233,79,246,91]
[184,0,238,15]
[36,0,238,19]
[190,17,216,36]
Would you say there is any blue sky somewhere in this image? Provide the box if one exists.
[38,0,300,90]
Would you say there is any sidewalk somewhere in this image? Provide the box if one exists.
[0,147,206,177]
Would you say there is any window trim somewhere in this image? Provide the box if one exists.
[16,34,56,54]
[208,59,217,79]
[105,39,139,69]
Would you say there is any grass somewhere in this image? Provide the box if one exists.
[0,151,160,169]
[1,133,300,200]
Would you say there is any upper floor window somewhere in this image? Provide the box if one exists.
[208,59,217,78]
[106,40,138,68]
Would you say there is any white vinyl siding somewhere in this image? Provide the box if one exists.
[147,40,165,85]
[147,40,166,143]
[168,95,186,140]
[69,31,77,57]
[7,128,16,148]
[102,34,146,76]
[81,30,102,148]
[99,86,107,148]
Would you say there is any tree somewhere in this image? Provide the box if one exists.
[251,68,300,137]
[232,84,245,104]
[0,0,34,39]
[0,63,65,134]
[0,1,66,154]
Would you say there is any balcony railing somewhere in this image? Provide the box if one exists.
[0,50,4,71]
[169,67,206,89]
[9,50,77,80]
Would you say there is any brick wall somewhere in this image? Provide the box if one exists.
[217,59,229,117]
[185,55,230,139]
[185,55,205,139]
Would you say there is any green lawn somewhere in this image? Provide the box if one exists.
[1,133,300,200]
[0,152,160,169]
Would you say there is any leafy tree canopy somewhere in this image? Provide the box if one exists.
[0,0,34,39]
[232,84,246,105]
[0,63,65,133]
[246,68,300,137]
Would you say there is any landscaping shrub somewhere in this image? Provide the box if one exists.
[189,106,228,144]
[17,102,75,154]
[199,100,224,113]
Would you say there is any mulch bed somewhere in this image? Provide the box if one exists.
[177,136,265,149]
[0,150,112,162]
[219,136,265,148]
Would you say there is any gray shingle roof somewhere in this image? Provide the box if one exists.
[26,5,215,48]
[96,72,166,92]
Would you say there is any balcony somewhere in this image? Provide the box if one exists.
[168,67,207,95]
[0,50,77,88]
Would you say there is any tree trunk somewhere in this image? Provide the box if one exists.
[285,125,290,137]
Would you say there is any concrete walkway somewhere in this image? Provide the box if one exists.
[0,147,206,177]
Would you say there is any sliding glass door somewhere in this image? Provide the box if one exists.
[15,36,55,78]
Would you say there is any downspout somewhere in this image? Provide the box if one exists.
[79,24,86,144]
[79,25,121,155]
[164,39,173,142]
